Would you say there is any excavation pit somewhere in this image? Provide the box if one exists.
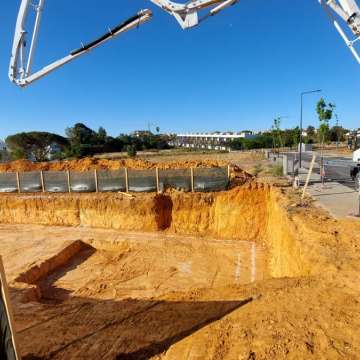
[13,234,266,305]
[1,184,359,359]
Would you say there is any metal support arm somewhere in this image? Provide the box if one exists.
[319,0,360,63]
[150,0,239,29]
[8,0,360,88]
[9,0,152,87]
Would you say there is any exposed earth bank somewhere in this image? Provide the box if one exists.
[0,184,360,359]
[0,157,231,172]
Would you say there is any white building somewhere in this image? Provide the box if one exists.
[46,143,62,160]
[0,139,9,162]
[0,139,6,151]
[173,131,256,150]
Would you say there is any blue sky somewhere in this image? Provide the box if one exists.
[0,0,359,139]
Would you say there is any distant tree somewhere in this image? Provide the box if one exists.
[230,135,273,151]
[65,123,95,147]
[292,126,301,147]
[272,117,283,152]
[97,126,107,142]
[329,125,347,142]
[306,125,316,139]
[62,124,171,159]
[6,132,69,161]
[316,98,335,149]
[282,129,294,147]
[10,148,26,160]
[126,145,137,157]
[156,126,160,134]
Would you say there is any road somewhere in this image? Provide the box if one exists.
[278,151,359,218]
[292,152,357,190]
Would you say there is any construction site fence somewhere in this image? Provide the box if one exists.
[265,151,300,177]
[0,166,230,194]
[265,150,356,187]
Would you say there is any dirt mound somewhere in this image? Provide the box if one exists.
[0,157,231,172]
[231,164,254,184]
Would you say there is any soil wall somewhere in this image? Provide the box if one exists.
[0,184,269,239]
[0,184,325,279]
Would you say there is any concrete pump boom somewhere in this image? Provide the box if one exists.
[149,0,239,28]
[8,0,360,88]
[319,0,360,63]
[9,0,152,87]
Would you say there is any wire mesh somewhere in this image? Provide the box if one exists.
[19,171,42,193]
[70,171,96,193]
[0,173,18,193]
[323,161,354,182]
[159,168,191,192]
[43,171,69,193]
[97,169,126,192]
[128,169,157,192]
[194,167,229,192]
[1,166,231,194]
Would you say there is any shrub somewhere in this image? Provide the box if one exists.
[253,163,263,177]
[126,145,137,157]
[11,148,26,160]
[269,164,283,177]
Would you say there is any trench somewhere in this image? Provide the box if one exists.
[1,183,330,358]
[13,235,268,305]
[1,183,318,303]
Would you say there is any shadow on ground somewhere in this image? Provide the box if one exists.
[14,288,252,359]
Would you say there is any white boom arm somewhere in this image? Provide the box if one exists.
[9,0,152,87]
[152,0,360,63]
[8,0,360,88]
[319,0,360,63]
[150,0,239,29]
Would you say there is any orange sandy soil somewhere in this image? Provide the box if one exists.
[0,184,360,359]
[0,152,263,175]
[0,158,230,172]
[95,150,268,174]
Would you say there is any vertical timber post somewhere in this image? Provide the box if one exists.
[0,256,21,360]
[156,168,160,193]
[227,164,231,181]
[94,169,99,193]
[40,170,45,192]
[301,154,316,203]
[67,170,71,193]
[125,168,129,193]
[190,168,195,193]
[16,172,21,193]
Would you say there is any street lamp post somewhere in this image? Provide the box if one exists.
[299,89,322,168]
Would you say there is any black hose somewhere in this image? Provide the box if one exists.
[70,13,142,56]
